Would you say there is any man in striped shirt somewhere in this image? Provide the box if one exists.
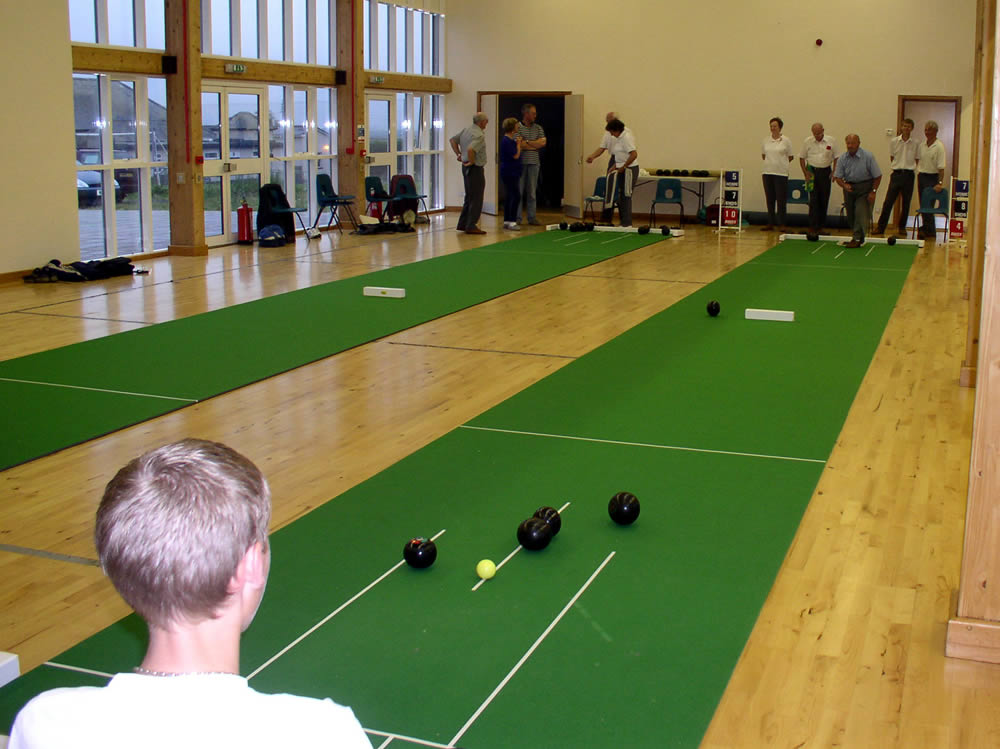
[517,103,547,226]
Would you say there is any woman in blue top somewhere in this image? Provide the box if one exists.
[500,117,523,231]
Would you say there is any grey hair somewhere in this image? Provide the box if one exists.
[96,439,271,627]
[473,112,488,125]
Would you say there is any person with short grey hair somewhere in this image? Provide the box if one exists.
[916,120,947,239]
[450,112,489,234]
[10,439,372,749]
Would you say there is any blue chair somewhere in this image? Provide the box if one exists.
[649,178,684,228]
[911,186,950,241]
[584,177,606,222]
[257,183,307,242]
[313,173,358,233]
[364,176,392,220]
[786,179,810,206]
[388,174,429,222]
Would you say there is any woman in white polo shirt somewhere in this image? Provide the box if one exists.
[761,117,795,231]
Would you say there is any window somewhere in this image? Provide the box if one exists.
[74,73,171,259]
[363,3,443,76]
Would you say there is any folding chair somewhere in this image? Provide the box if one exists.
[649,178,684,228]
[584,177,606,223]
[911,186,950,242]
[313,173,358,233]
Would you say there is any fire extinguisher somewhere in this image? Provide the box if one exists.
[237,200,254,245]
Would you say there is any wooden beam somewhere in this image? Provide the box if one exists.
[948,0,1000,661]
[71,45,164,75]
[201,56,343,86]
[164,0,207,255]
[336,0,364,219]
[962,0,995,387]
[363,70,452,94]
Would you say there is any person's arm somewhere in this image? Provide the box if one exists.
[934,167,945,192]
[585,147,607,163]
[513,136,522,159]
[868,175,881,202]
[450,135,463,162]
[799,157,810,178]
[833,161,849,190]
[521,128,547,151]
[830,157,838,178]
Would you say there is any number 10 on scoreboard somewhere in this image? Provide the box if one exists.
[722,207,740,227]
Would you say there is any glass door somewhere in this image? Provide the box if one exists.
[202,84,267,246]
[366,93,395,196]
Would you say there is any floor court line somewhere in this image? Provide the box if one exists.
[835,250,845,259]
[450,551,616,747]
[471,502,571,591]
[366,728,457,749]
[387,341,576,360]
[43,661,114,679]
[0,378,198,403]
[600,234,632,244]
[246,529,447,680]
[0,543,99,567]
[810,243,827,254]
[458,425,826,464]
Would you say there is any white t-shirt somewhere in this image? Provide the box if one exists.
[9,673,372,749]
[889,135,918,171]
[916,139,947,174]
[762,135,795,176]
[601,127,639,169]
[799,135,839,168]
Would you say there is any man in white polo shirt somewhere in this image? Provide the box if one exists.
[915,120,947,239]
[799,122,839,234]
[874,117,918,237]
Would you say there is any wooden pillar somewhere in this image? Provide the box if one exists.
[336,0,365,217]
[946,0,1000,663]
[960,0,995,386]
[165,0,208,255]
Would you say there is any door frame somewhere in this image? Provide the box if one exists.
[201,82,268,246]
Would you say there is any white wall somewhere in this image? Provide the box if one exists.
[444,0,977,217]
[0,0,79,274]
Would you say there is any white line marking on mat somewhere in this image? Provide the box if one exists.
[0,377,197,403]
[472,502,571,591]
[810,243,826,254]
[834,250,844,259]
[365,729,457,749]
[459,425,825,464]
[44,661,114,679]
[565,238,590,246]
[247,528,447,679]
[601,234,631,244]
[750,262,907,272]
[865,245,875,257]
[450,551,616,747]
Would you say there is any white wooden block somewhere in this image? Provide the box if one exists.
[363,286,406,299]
[745,308,795,322]
[0,651,20,688]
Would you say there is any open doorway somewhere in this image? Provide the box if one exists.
[898,95,961,230]
[478,91,571,217]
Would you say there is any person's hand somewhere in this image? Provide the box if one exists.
[843,183,853,192]
[934,183,944,193]
[456,153,463,162]
[586,156,594,163]
[616,167,625,174]
[462,160,472,167]
[867,191,876,204]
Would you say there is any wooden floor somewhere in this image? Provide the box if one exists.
[2,213,998,746]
